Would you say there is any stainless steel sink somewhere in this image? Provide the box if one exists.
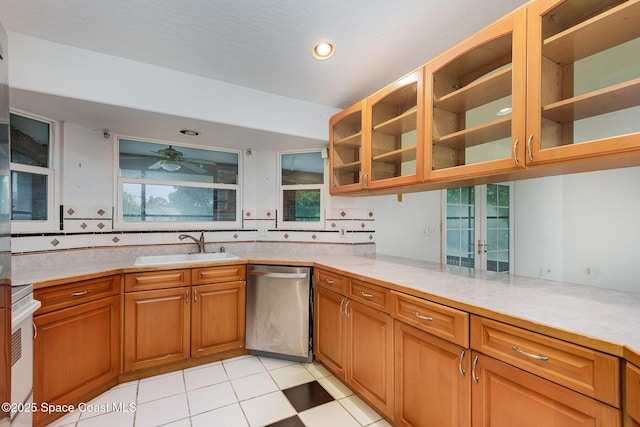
[133,252,239,266]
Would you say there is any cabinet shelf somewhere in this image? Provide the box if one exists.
[372,146,416,164]
[543,0,640,65]
[434,66,512,113]
[542,77,640,123]
[372,108,417,136]
[334,131,362,148]
[433,116,511,150]
[333,161,361,173]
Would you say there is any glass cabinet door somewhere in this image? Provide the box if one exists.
[527,0,640,164]
[367,68,424,189]
[330,100,366,193]
[425,9,527,181]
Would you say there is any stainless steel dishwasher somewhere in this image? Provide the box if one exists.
[246,265,313,362]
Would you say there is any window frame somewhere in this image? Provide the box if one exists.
[10,109,60,234]
[277,149,327,230]
[114,135,242,231]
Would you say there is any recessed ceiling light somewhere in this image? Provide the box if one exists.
[180,129,199,136]
[496,107,512,116]
[313,41,335,60]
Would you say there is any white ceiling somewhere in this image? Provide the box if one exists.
[0,0,528,148]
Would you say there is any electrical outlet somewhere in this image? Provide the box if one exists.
[585,267,592,276]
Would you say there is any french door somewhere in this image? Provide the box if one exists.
[444,184,513,273]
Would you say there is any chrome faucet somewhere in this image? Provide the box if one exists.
[178,231,206,253]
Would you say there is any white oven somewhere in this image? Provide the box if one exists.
[10,284,41,427]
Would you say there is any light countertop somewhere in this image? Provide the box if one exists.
[13,250,640,366]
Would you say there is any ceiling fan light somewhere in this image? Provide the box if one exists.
[161,160,181,172]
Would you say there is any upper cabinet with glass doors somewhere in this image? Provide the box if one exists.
[367,68,424,190]
[526,0,640,164]
[425,9,527,182]
[330,100,366,193]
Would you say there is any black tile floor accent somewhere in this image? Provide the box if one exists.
[266,380,336,427]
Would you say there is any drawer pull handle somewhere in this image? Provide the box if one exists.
[359,291,374,298]
[324,278,335,284]
[472,355,479,384]
[527,134,534,161]
[344,300,351,318]
[459,350,466,377]
[71,290,90,297]
[194,289,197,303]
[413,311,433,321]
[512,345,549,361]
[339,298,345,316]
[186,289,189,304]
[513,139,520,166]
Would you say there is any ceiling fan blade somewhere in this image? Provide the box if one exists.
[148,160,163,169]
[184,157,217,166]
[179,161,207,173]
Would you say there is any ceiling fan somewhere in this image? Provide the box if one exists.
[147,145,215,173]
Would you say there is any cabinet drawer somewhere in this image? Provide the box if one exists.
[191,264,246,285]
[35,275,121,314]
[315,269,347,294]
[391,291,468,348]
[627,363,640,423]
[349,279,390,313]
[470,315,620,407]
[125,269,191,292]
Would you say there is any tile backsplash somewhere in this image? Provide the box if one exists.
[12,206,375,254]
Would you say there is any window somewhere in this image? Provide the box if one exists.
[116,138,240,229]
[279,150,325,227]
[10,111,58,232]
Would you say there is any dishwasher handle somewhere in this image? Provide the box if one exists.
[249,270,308,279]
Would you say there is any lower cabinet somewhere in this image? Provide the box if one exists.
[124,287,190,371]
[394,321,470,427]
[313,276,394,420]
[627,363,640,427]
[124,266,246,373]
[471,351,621,426]
[33,284,120,427]
[191,281,246,357]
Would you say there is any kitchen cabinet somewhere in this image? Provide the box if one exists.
[313,270,394,419]
[471,352,621,426]
[33,275,121,427]
[124,269,191,371]
[191,266,245,358]
[526,0,640,166]
[425,8,527,182]
[124,265,245,372]
[392,291,470,426]
[627,363,640,426]
[329,69,424,194]
[330,100,366,193]
[470,315,621,426]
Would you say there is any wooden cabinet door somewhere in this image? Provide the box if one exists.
[124,287,190,371]
[34,296,120,426]
[395,321,470,427]
[191,281,245,358]
[314,285,347,378]
[424,8,527,182]
[346,299,394,419]
[471,352,621,427]
[627,363,640,426]
[330,100,368,194]
[526,0,640,166]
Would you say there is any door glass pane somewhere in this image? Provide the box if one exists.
[123,183,236,222]
[10,113,50,167]
[486,183,510,272]
[11,171,48,220]
[446,186,475,268]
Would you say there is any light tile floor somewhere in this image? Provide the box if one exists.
[47,355,391,427]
